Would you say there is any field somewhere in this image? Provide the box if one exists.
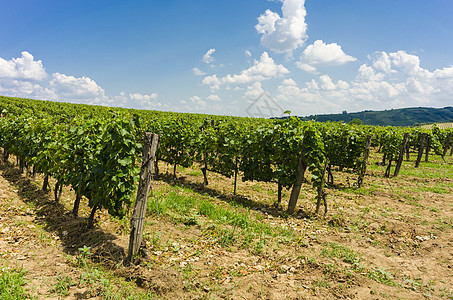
[1,147,452,299]
[422,122,453,130]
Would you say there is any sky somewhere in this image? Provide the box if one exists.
[1,0,453,118]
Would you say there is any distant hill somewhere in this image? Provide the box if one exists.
[297,107,453,127]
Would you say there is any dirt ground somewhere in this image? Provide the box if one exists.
[1,151,452,299]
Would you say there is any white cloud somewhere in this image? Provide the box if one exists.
[243,82,265,100]
[433,66,453,79]
[126,93,160,109]
[129,92,158,101]
[0,51,160,109]
[297,63,318,73]
[371,51,393,73]
[49,73,105,101]
[318,75,336,90]
[202,48,216,64]
[296,40,357,72]
[356,64,385,81]
[276,50,453,115]
[0,51,46,81]
[202,52,289,89]
[190,95,207,109]
[192,67,206,76]
[202,74,221,91]
[207,94,222,102]
[256,0,308,54]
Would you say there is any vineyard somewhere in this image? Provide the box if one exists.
[0,96,452,299]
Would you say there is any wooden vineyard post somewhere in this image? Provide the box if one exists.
[442,132,452,161]
[405,144,410,161]
[425,136,430,162]
[233,157,238,195]
[384,158,393,178]
[42,174,50,192]
[201,164,208,186]
[357,135,372,188]
[415,133,427,168]
[315,158,329,215]
[286,140,307,215]
[126,133,159,265]
[394,133,409,177]
[277,182,282,207]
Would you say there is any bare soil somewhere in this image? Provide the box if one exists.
[1,151,452,299]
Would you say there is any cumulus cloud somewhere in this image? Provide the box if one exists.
[202,48,216,64]
[0,51,47,81]
[190,95,207,109]
[256,0,308,54]
[207,94,222,102]
[202,74,222,91]
[202,52,289,90]
[243,82,265,100]
[108,92,161,110]
[0,51,159,109]
[388,50,427,76]
[50,73,105,101]
[192,67,206,76]
[276,50,453,115]
[296,40,357,73]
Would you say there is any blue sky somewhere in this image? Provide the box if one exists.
[1,0,453,117]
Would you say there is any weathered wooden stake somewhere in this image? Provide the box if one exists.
[405,144,410,161]
[357,135,372,188]
[442,132,452,161]
[415,133,427,168]
[233,157,238,195]
[327,163,333,185]
[42,174,50,192]
[73,189,81,217]
[286,140,307,215]
[425,136,430,162]
[394,133,409,177]
[201,166,208,186]
[87,205,97,229]
[126,133,159,264]
[315,158,329,215]
[54,181,63,202]
[19,158,25,174]
[277,182,282,207]
[384,158,393,178]
[32,165,36,181]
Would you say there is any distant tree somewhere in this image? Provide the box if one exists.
[349,118,363,125]
[342,110,348,114]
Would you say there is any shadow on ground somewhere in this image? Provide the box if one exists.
[0,160,125,267]
[157,171,311,219]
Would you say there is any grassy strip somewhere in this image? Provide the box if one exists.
[0,266,29,300]
[147,185,295,252]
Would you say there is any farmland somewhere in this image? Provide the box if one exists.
[0,96,453,299]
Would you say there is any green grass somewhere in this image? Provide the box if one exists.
[0,266,29,300]
[187,170,202,176]
[52,272,74,296]
[148,185,295,251]
[398,158,453,180]
[321,242,361,265]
